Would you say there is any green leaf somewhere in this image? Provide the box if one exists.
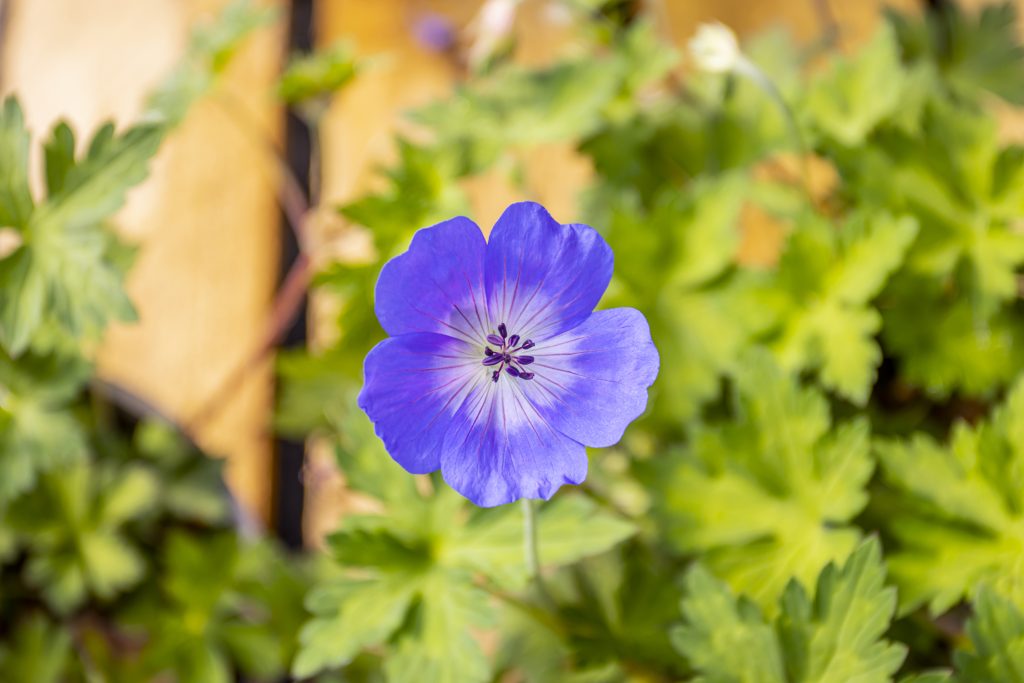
[898,675,953,683]
[136,533,303,683]
[274,349,353,437]
[0,249,45,355]
[294,575,419,677]
[672,539,906,683]
[0,350,89,506]
[0,120,160,355]
[0,614,71,683]
[956,585,1024,682]
[647,350,872,611]
[881,275,1024,399]
[79,530,146,601]
[840,107,1024,397]
[875,375,1024,614]
[803,22,908,146]
[277,41,358,107]
[413,59,619,168]
[771,211,918,403]
[301,440,635,681]
[133,419,231,524]
[384,572,493,683]
[673,563,787,682]
[445,494,636,590]
[890,2,1024,105]
[42,122,75,196]
[7,462,155,612]
[145,0,276,125]
[596,177,773,423]
[0,97,33,228]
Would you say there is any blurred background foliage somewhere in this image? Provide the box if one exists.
[6,0,1024,681]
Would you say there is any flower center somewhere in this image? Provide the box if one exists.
[481,322,535,382]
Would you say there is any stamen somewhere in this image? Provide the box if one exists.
[481,326,538,382]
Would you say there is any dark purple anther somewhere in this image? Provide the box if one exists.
[480,325,538,382]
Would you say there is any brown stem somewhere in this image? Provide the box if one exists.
[185,252,311,434]
[181,89,321,437]
[213,91,311,246]
[812,0,841,50]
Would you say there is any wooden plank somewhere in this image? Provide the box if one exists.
[0,0,285,525]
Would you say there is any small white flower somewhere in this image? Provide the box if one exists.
[468,0,522,67]
[689,22,742,74]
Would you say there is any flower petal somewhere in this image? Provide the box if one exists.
[484,202,612,341]
[375,216,489,342]
[439,380,588,507]
[358,333,484,474]
[522,308,659,448]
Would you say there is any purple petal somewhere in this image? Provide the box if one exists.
[358,333,483,474]
[520,308,658,448]
[439,380,588,507]
[484,202,613,342]
[374,217,489,342]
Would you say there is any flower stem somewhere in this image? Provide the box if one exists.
[735,56,812,196]
[522,498,540,580]
[522,498,561,613]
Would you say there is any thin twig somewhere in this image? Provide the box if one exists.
[213,90,311,247]
[811,0,841,51]
[183,93,320,435]
[185,253,311,433]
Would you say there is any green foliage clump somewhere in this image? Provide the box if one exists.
[278,2,1024,681]
[9,0,1024,681]
[0,3,313,681]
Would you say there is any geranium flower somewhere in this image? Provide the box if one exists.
[358,202,659,507]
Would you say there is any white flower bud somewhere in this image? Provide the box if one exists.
[689,22,742,74]
[468,0,522,67]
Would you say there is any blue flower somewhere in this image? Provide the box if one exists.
[358,202,659,507]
